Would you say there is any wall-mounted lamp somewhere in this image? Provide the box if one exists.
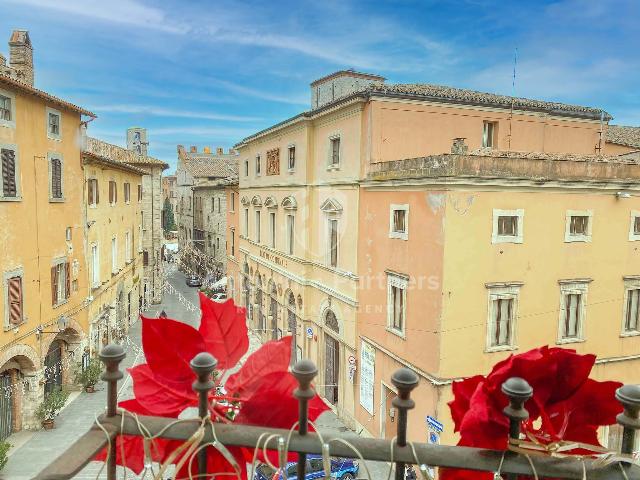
[87,220,96,228]
[35,316,69,338]
[617,192,632,199]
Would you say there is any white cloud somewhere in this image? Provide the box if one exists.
[7,0,188,33]
[90,104,261,122]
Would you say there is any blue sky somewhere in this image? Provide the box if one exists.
[1,0,638,170]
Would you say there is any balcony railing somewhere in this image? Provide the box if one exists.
[35,344,640,480]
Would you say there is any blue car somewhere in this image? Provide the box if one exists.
[254,455,359,480]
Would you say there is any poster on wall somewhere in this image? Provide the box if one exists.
[359,341,375,415]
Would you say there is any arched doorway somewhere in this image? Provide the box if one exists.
[269,281,278,340]
[287,292,297,365]
[243,264,252,322]
[324,310,340,405]
[255,275,264,334]
[44,340,63,395]
[0,347,38,439]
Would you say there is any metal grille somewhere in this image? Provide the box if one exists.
[0,374,13,441]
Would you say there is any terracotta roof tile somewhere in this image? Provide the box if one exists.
[606,125,640,149]
[85,137,168,169]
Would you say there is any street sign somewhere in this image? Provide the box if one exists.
[426,415,444,433]
[306,327,313,339]
[429,431,439,444]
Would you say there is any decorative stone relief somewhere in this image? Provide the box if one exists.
[266,148,280,176]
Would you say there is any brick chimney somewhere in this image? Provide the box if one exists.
[9,30,33,86]
[203,146,211,154]
[451,138,468,155]
[190,146,197,153]
[216,147,223,155]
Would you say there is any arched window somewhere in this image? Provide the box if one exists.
[325,309,339,334]
[287,292,297,365]
[243,264,251,320]
[255,275,264,332]
[269,282,278,340]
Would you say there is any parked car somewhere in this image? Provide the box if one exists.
[211,292,227,302]
[254,455,358,480]
[185,275,202,287]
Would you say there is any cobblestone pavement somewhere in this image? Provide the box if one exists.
[2,264,389,479]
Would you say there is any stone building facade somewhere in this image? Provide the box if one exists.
[84,133,168,306]
[176,145,238,278]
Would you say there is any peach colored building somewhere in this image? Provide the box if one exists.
[231,70,639,434]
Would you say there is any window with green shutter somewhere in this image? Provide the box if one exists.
[1,148,17,197]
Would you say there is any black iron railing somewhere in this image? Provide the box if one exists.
[35,344,640,480]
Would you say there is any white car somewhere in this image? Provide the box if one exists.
[211,293,227,303]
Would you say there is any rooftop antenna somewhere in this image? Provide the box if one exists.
[596,109,605,154]
[508,48,518,151]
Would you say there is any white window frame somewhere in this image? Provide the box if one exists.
[485,282,521,352]
[557,280,590,344]
[629,211,640,241]
[386,272,408,338]
[3,266,25,329]
[243,208,249,237]
[327,133,341,170]
[389,204,409,240]
[87,178,98,208]
[138,225,143,253]
[622,276,640,337]
[0,143,21,201]
[286,214,295,255]
[52,257,68,307]
[125,231,132,263]
[287,144,296,172]
[326,217,339,268]
[0,88,16,129]
[492,209,524,244]
[255,209,261,243]
[565,210,593,243]
[255,154,261,177]
[230,228,235,257]
[46,107,62,141]
[47,152,64,202]
[111,236,118,274]
[269,211,276,248]
[482,121,496,148]
[230,192,235,212]
[91,243,100,288]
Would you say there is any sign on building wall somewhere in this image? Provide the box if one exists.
[359,341,375,415]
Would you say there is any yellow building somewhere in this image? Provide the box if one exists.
[82,146,146,355]
[0,31,95,436]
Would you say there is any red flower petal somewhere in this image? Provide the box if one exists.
[142,315,205,383]
[198,293,249,369]
[225,337,292,398]
[129,364,197,417]
[449,375,484,432]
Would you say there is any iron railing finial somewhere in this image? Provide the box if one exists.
[615,384,640,455]
[292,359,318,480]
[99,344,126,480]
[190,352,217,477]
[391,368,419,480]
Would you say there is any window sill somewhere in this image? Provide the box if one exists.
[556,337,585,345]
[288,169,295,174]
[485,344,518,353]
[0,121,16,129]
[326,165,340,171]
[53,299,69,309]
[47,135,62,142]
[389,232,408,241]
[620,330,640,338]
[0,196,22,202]
[564,236,591,243]
[493,236,523,244]
[49,197,66,203]
[385,326,406,340]
[4,320,26,332]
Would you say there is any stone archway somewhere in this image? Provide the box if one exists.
[0,344,40,434]
[40,318,85,394]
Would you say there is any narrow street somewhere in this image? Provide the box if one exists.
[2,264,389,479]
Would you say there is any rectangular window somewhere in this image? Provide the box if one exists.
[211,197,215,212]
[50,156,63,199]
[109,181,117,205]
[48,111,60,137]
[0,95,11,121]
[255,210,261,243]
[51,261,69,306]
[255,155,261,176]
[91,244,100,287]
[125,231,132,262]
[231,192,235,211]
[244,208,249,237]
[111,237,118,273]
[124,183,130,203]
[6,275,23,326]
[1,147,17,198]
[269,212,276,248]
[558,281,588,342]
[143,251,149,266]
[88,179,99,205]
[287,215,295,255]
[218,197,221,213]
[389,204,409,240]
[625,289,640,333]
[492,209,524,244]
[565,210,592,242]
[482,121,496,148]
[244,159,249,177]
[328,219,338,267]
[137,184,142,202]
[486,283,521,350]
[631,212,640,241]
[231,229,235,256]
[330,137,340,166]
[387,273,408,336]
[288,146,296,171]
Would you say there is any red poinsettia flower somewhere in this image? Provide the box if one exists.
[442,346,622,480]
[97,293,328,478]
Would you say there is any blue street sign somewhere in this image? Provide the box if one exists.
[426,415,444,433]
[306,327,314,339]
